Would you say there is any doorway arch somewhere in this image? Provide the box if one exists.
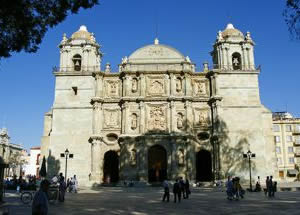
[103,150,119,183]
[148,145,167,182]
[196,150,213,182]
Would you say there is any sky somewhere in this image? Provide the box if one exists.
[0,0,299,150]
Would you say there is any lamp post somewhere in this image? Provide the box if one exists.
[60,149,74,182]
[243,150,255,191]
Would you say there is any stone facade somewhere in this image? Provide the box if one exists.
[0,128,25,177]
[272,112,300,181]
[41,24,276,185]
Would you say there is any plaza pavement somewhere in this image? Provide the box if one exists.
[2,186,300,215]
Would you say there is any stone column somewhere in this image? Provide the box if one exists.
[220,46,224,69]
[95,74,103,97]
[242,45,249,70]
[170,73,175,96]
[139,102,145,134]
[124,102,129,134]
[140,74,146,97]
[184,74,191,96]
[185,101,193,129]
[170,101,175,132]
[93,103,102,134]
[90,138,102,181]
[171,140,177,179]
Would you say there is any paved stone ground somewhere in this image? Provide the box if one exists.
[1,187,300,215]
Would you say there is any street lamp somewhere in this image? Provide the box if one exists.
[243,150,255,191]
[60,149,74,182]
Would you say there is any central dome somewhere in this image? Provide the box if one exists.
[128,39,185,64]
[71,25,92,40]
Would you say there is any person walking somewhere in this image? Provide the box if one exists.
[173,179,181,203]
[162,180,170,202]
[226,176,234,200]
[185,179,191,199]
[268,176,273,197]
[71,175,78,193]
[32,179,50,215]
[179,177,186,199]
[265,176,270,196]
[58,176,67,202]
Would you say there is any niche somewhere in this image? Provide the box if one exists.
[72,54,82,71]
[232,52,242,70]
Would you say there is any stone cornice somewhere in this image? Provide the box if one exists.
[211,69,260,75]
[54,71,94,76]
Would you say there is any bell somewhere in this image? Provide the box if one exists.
[75,61,80,66]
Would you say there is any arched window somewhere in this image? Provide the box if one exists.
[72,54,82,71]
[232,52,242,70]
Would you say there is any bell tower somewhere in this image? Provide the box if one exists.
[211,23,255,70]
[210,23,276,180]
[58,25,102,72]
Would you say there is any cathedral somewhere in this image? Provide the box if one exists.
[41,24,277,185]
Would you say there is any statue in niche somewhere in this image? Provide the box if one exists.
[132,78,138,93]
[130,149,137,165]
[131,113,137,130]
[177,113,183,129]
[176,78,182,92]
[199,111,207,125]
[106,111,118,127]
[177,149,184,165]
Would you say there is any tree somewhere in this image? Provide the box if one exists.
[283,0,300,39]
[39,156,47,178]
[0,0,99,58]
[7,151,27,176]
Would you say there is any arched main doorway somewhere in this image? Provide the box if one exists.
[148,145,167,182]
[196,150,213,182]
[103,150,119,183]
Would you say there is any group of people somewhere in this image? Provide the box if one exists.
[226,176,245,200]
[5,175,37,191]
[265,176,277,197]
[162,177,191,203]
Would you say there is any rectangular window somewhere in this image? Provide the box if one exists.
[295,137,300,145]
[273,124,280,132]
[276,147,281,154]
[279,170,284,178]
[296,125,300,132]
[274,136,280,143]
[286,125,292,132]
[288,147,294,153]
[277,157,282,165]
[286,135,293,142]
[289,157,294,164]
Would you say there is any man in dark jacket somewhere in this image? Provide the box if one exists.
[173,179,181,203]
[179,177,186,199]
[185,179,190,199]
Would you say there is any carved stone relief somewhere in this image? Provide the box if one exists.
[149,80,164,95]
[198,110,209,126]
[103,109,120,129]
[193,81,207,95]
[106,80,119,96]
[148,106,166,130]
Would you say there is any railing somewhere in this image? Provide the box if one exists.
[52,66,101,73]
[212,64,260,70]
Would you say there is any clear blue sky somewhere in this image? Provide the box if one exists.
[0,0,299,150]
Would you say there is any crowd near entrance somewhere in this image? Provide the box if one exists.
[103,150,119,183]
[196,150,213,182]
[148,145,167,182]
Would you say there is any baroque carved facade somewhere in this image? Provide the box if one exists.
[41,24,276,185]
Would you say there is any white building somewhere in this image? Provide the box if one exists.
[24,147,41,177]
